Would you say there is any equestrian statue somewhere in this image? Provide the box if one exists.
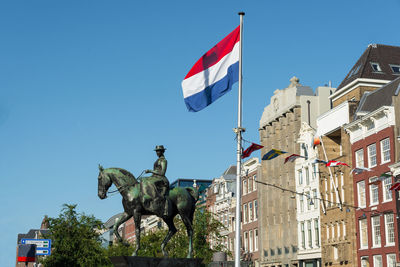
[97,145,198,258]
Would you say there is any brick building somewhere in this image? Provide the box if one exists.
[344,77,400,267]
[316,44,400,267]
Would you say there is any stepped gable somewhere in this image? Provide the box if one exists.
[337,44,400,90]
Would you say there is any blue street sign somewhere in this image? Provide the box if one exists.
[21,239,51,256]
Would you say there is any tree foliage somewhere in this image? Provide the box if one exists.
[133,207,229,264]
[40,204,111,267]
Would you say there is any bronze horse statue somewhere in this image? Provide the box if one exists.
[97,165,198,258]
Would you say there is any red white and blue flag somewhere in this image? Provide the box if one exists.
[326,160,350,167]
[182,26,240,112]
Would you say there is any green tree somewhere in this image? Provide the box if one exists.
[136,207,228,264]
[40,204,111,267]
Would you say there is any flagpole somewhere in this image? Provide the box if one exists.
[235,11,244,267]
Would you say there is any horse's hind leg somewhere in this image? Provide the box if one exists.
[132,213,142,256]
[161,217,177,257]
[181,214,194,258]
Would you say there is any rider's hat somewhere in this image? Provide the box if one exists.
[154,145,166,151]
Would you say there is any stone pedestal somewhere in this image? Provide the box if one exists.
[110,256,203,267]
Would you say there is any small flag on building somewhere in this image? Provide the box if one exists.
[380,172,392,178]
[350,167,372,175]
[326,160,350,167]
[313,159,328,165]
[390,182,400,191]
[311,135,321,148]
[284,154,305,164]
[368,176,385,185]
[181,26,240,112]
[262,149,287,160]
[242,143,264,159]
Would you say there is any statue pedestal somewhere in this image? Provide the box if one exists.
[110,256,203,267]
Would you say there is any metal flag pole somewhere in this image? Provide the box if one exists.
[235,11,245,267]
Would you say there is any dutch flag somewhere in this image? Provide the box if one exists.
[182,26,240,112]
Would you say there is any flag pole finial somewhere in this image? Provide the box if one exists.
[238,11,245,16]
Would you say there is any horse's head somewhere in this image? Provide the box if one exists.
[98,164,112,199]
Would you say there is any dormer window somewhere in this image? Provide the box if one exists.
[370,62,382,72]
[389,64,400,74]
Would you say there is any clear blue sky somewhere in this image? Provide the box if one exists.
[1,0,400,265]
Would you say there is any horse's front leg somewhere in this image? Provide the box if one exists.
[113,212,131,243]
[132,213,142,256]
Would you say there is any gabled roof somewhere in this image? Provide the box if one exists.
[337,44,400,90]
[356,76,400,115]
[222,165,237,175]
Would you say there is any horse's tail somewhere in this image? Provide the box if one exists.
[185,187,199,202]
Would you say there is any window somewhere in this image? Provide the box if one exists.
[371,216,381,247]
[308,221,312,247]
[387,254,396,267]
[383,176,393,202]
[306,192,311,211]
[390,64,400,74]
[299,195,304,212]
[298,170,303,185]
[254,200,258,219]
[333,246,338,260]
[312,163,317,180]
[253,175,257,190]
[305,167,310,185]
[301,222,305,248]
[385,213,395,246]
[314,219,320,247]
[313,189,318,210]
[368,143,377,167]
[342,221,346,238]
[326,224,330,240]
[381,138,391,163]
[355,149,364,168]
[337,222,341,239]
[254,229,258,251]
[249,202,253,222]
[244,231,248,252]
[302,143,308,158]
[361,257,369,267]
[358,219,368,249]
[373,255,383,267]
[243,180,247,195]
[370,179,379,205]
[249,230,253,252]
[371,62,382,72]
[248,177,252,193]
[243,204,248,223]
[357,181,366,208]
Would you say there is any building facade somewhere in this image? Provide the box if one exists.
[345,78,400,267]
[241,157,261,264]
[296,122,322,267]
[259,77,332,267]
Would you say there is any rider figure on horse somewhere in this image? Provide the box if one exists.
[144,145,170,217]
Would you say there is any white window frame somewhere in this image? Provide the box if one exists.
[299,194,304,212]
[371,216,381,247]
[307,220,312,248]
[355,149,364,168]
[368,143,377,168]
[300,222,305,248]
[305,167,310,185]
[244,231,248,252]
[387,254,396,267]
[359,218,368,249]
[357,180,366,208]
[380,138,391,164]
[243,180,247,195]
[249,230,253,252]
[370,178,379,206]
[373,255,383,267]
[298,170,303,185]
[314,219,320,247]
[385,213,395,246]
[249,202,253,222]
[254,229,258,251]
[361,257,369,267]
[253,175,257,191]
[254,200,258,220]
[383,176,393,202]
[243,203,248,224]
